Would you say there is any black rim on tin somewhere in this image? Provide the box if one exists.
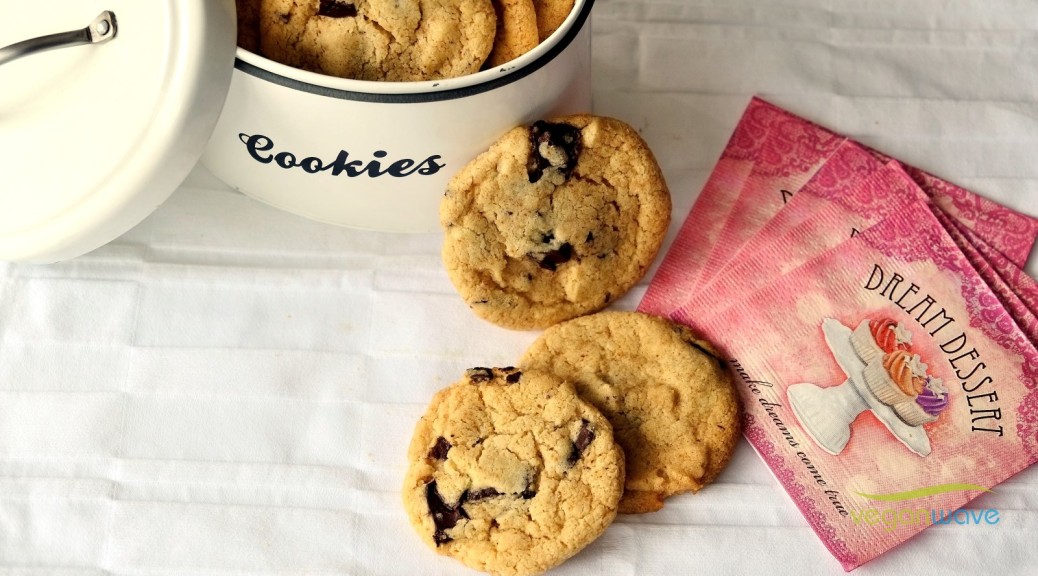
[233,0,595,104]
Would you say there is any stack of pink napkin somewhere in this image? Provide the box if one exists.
[641,97,1038,570]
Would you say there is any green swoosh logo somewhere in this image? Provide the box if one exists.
[855,483,991,502]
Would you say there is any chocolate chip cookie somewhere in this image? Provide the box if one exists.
[520,311,741,513]
[533,0,574,40]
[486,0,540,67]
[236,0,262,52]
[259,0,497,81]
[440,115,671,330]
[403,367,625,575]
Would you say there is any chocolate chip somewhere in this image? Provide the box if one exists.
[567,419,595,466]
[526,121,582,183]
[467,487,502,502]
[505,371,522,384]
[585,232,594,243]
[466,367,494,383]
[535,243,573,271]
[426,481,468,546]
[531,231,574,270]
[318,0,358,18]
[520,470,538,499]
[428,437,451,461]
[526,155,542,182]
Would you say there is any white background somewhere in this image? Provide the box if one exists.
[3,0,1038,574]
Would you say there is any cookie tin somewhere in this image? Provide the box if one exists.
[0,0,593,262]
[202,0,595,233]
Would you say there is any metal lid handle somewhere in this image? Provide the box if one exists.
[0,11,117,67]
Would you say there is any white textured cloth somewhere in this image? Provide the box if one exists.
[3,1,1038,574]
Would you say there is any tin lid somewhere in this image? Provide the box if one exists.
[0,1,236,263]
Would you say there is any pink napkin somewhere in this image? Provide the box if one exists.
[641,97,1038,319]
[640,98,1038,570]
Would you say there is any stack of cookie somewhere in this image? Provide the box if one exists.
[402,115,741,574]
[403,312,741,575]
[235,0,576,81]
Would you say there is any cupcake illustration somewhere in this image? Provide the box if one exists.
[856,317,949,426]
[850,317,912,364]
[892,376,949,426]
[787,316,948,457]
[863,350,928,405]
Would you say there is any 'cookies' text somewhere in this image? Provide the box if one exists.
[239,133,445,178]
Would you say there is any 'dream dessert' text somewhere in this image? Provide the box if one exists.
[865,263,1003,436]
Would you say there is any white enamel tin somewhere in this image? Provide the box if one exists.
[0,0,593,262]
[202,0,594,233]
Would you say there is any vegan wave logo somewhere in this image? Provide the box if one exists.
[855,483,990,502]
[849,483,999,532]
